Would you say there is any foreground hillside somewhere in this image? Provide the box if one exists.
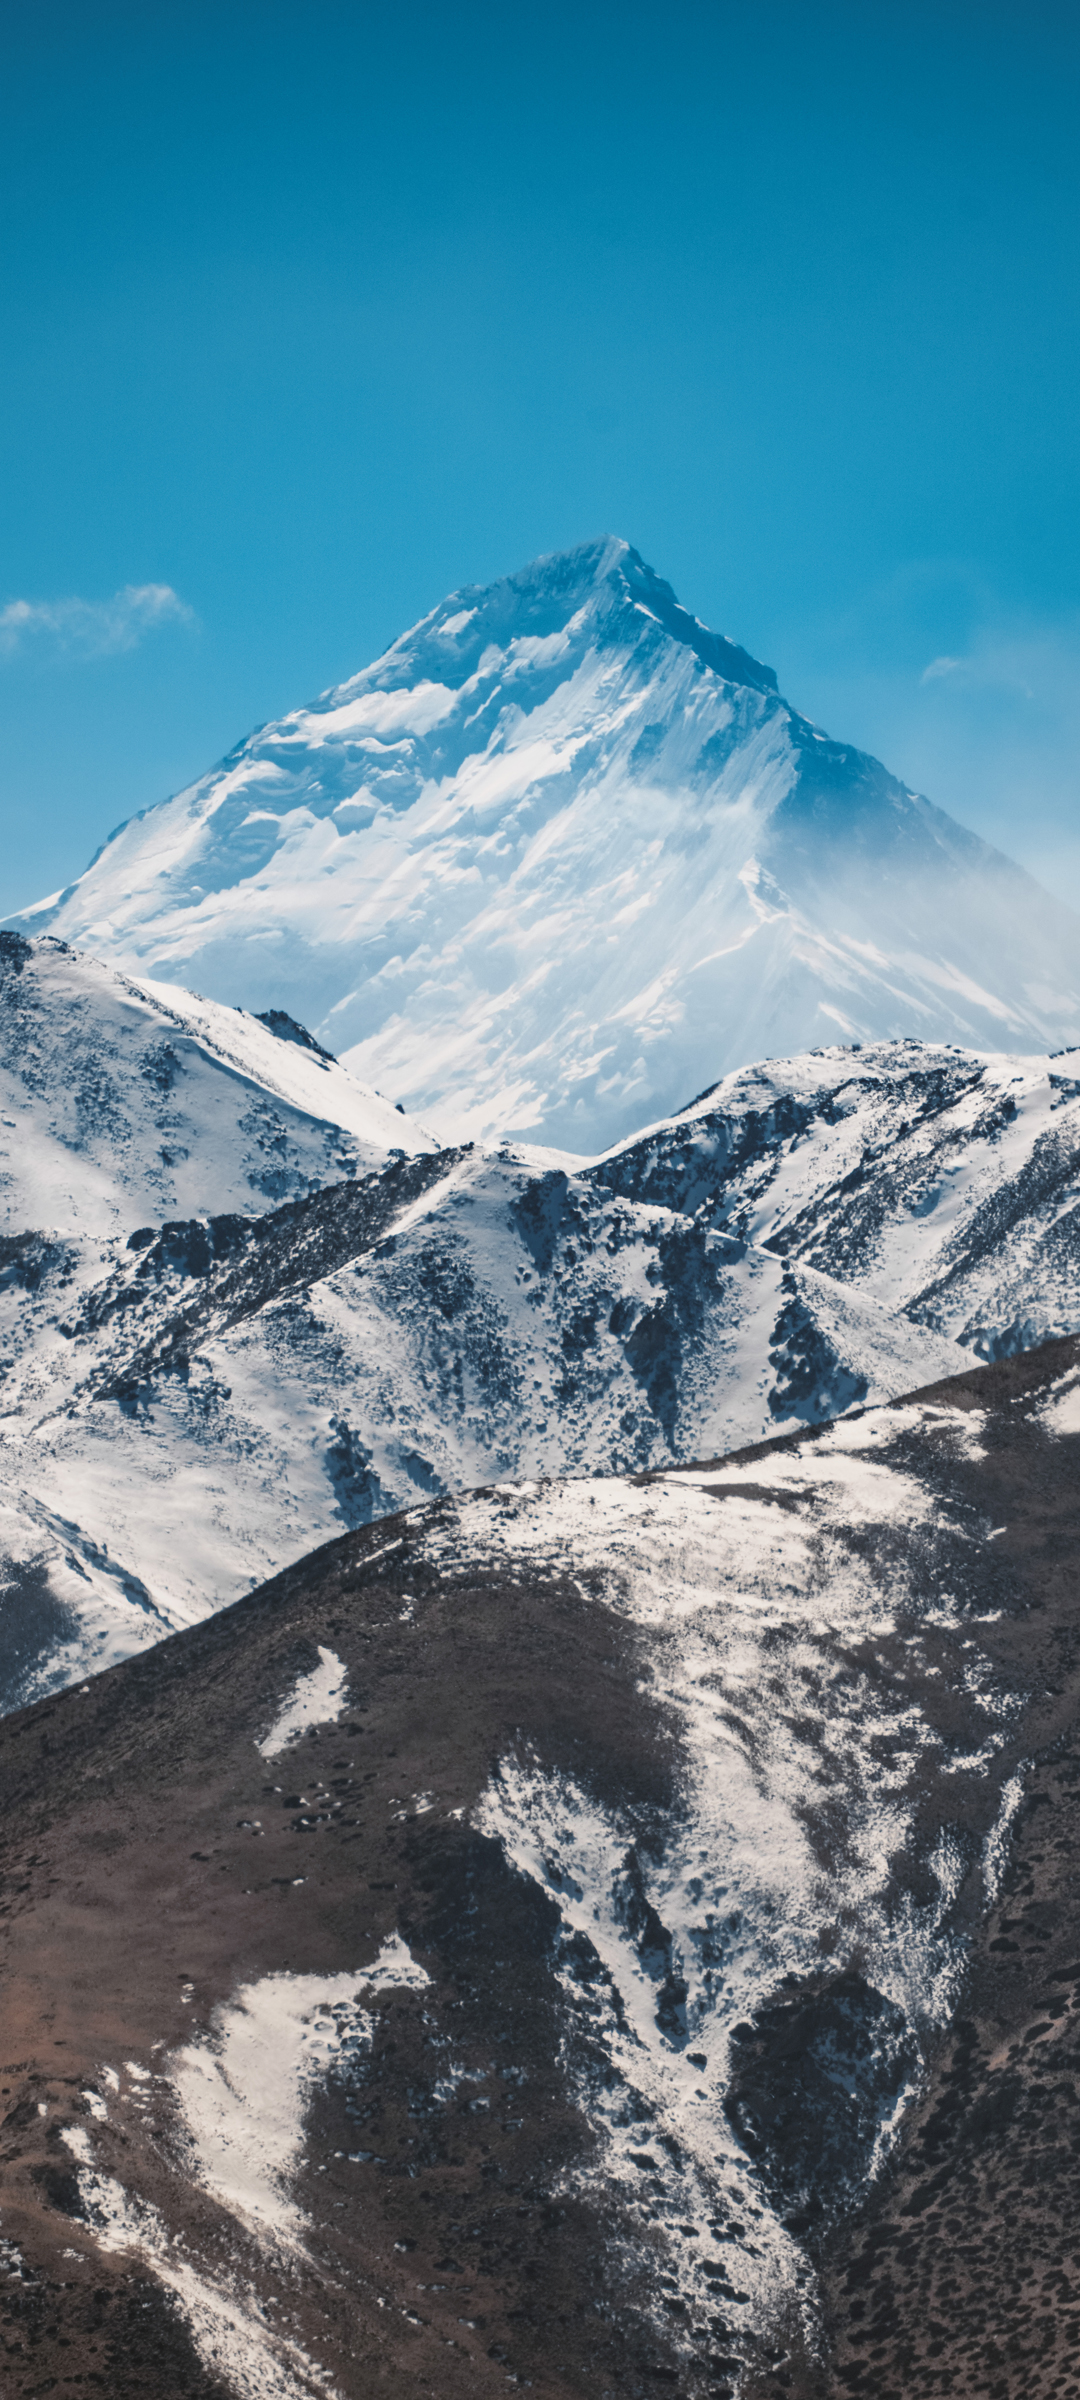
[11,539,1080,1148]
[4,942,1080,1707]
[0,1335,1076,2397]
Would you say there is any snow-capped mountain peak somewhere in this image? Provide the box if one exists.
[342,533,780,702]
[10,540,1080,1151]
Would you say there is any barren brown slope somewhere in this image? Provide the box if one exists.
[0,1335,1078,2400]
[0,1513,685,2400]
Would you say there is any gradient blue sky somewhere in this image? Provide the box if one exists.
[3,0,1080,914]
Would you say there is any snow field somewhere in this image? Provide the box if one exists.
[258,1649,349,1758]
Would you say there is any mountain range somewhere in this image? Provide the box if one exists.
[11,538,1080,1150]
[2,539,1080,2399]
[2,932,1079,1714]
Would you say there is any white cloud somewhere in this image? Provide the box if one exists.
[0,583,195,660]
[921,644,1035,699]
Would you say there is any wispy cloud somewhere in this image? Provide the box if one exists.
[921,644,1035,698]
[0,583,195,660]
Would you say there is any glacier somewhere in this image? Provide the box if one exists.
[10,536,1080,1152]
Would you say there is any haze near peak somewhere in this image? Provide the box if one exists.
[9,540,1080,1152]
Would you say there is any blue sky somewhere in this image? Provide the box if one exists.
[3,0,1080,913]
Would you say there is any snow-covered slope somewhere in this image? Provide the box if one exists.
[2,955,1079,1709]
[11,539,1080,1150]
[0,930,436,1239]
[595,1035,1080,1357]
[0,1142,967,1698]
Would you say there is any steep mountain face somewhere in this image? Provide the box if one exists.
[11,539,1080,1150]
[1,945,1078,1713]
[0,1335,1077,2400]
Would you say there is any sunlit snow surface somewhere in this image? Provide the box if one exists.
[0,936,434,1240]
[12,537,1080,1151]
[62,2139,335,2400]
[170,1934,431,2236]
[1037,1365,1080,1438]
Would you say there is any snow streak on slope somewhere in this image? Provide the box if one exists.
[407,1396,1027,2359]
[61,2139,336,2400]
[0,931,435,1240]
[12,540,1080,1149]
[258,1648,349,1757]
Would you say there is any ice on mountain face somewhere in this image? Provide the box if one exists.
[11,540,1080,1153]
[0,934,435,1240]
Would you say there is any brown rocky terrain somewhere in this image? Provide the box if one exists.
[0,1333,1077,2398]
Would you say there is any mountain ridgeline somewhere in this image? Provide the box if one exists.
[1,934,1078,1713]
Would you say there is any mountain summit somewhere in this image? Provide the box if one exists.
[13,537,1080,1148]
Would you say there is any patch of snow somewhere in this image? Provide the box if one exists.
[983,1769,1029,1906]
[169,1935,431,2238]
[257,1649,349,1757]
[1038,1375,1080,1438]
